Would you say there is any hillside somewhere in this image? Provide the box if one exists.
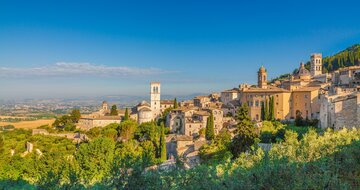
[312,44,360,73]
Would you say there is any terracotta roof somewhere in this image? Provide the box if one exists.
[160,100,174,104]
[137,100,150,107]
[242,86,290,93]
[222,88,240,93]
[193,111,210,116]
[194,95,210,99]
[292,86,320,92]
[81,116,120,120]
[139,107,152,112]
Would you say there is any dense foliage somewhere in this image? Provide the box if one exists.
[2,127,360,189]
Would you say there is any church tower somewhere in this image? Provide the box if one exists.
[310,53,322,77]
[258,66,267,89]
[101,101,108,111]
[150,82,161,118]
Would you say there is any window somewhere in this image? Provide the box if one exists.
[305,95,308,99]
[255,101,259,107]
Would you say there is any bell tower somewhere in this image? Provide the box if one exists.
[150,82,161,118]
[258,66,267,89]
[310,53,322,77]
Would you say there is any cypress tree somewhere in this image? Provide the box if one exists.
[160,123,167,161]
[173,98,178,109]
[261,101,265,121]
[205,112,215,140]
[264,98,269,121]
[124,108,129,121]
[270,96,275,120]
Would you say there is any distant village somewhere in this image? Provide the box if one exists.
[67,53,360,167]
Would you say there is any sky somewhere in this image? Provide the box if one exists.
[1,0,360,100]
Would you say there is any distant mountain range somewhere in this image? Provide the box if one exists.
[1,93,208,107]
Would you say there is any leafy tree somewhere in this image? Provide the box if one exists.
[159,123,167,161]
[53,115,75,131]
[205,112,215,140]
[75,138,115,184]
[141,141,158,167]
[110,105,118,116]
[70,109,81,123]
[231,105,258,158]
[118,120,138,141]
[123,108,129,121]
[173,98,178,109]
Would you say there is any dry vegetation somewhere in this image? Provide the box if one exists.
[0,119,55,129]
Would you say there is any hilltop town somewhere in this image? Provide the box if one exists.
[1,48,360,189]
[55,52,358,168]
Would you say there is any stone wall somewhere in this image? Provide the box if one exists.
[320,92,359,129]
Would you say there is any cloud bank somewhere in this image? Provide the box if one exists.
[0,62,171,78]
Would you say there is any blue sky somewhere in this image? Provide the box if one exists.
[1,0,360,99]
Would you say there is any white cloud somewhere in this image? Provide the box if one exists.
[0,62,172,78]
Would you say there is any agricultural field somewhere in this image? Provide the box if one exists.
[0,117,55,129]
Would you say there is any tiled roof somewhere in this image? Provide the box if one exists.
[242,86,290,93]
[160,100,174,104]
[292,86,321,92]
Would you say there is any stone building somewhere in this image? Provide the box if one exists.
[332,66,360,87]
[220,54,327,122]
[130,82,175,124]
[193,96,211,108]
[320,92,360,129]
[258,66,268,89]
[150,82,161,118]
[291,87,321,119]
[78,116,121,130]
[78,101,123,130]
[310,53,322,77]
[167,106,223,137]
[160,100,175,113]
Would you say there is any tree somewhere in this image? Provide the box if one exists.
[236,104,252,126]
[261,101,265,121]
[110,105,118,116]
[205,112,215,140]
[269,96,275,121]
[118,120,138,141]
[0,135,4,154]
[159,124,167,161]
[295,110,304,126]
[124,108,129,121]
[75,138,115,184]
[231,105,258,158]
[70,109,81,123]
[173,98,178,109]
[264,99,269,121]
